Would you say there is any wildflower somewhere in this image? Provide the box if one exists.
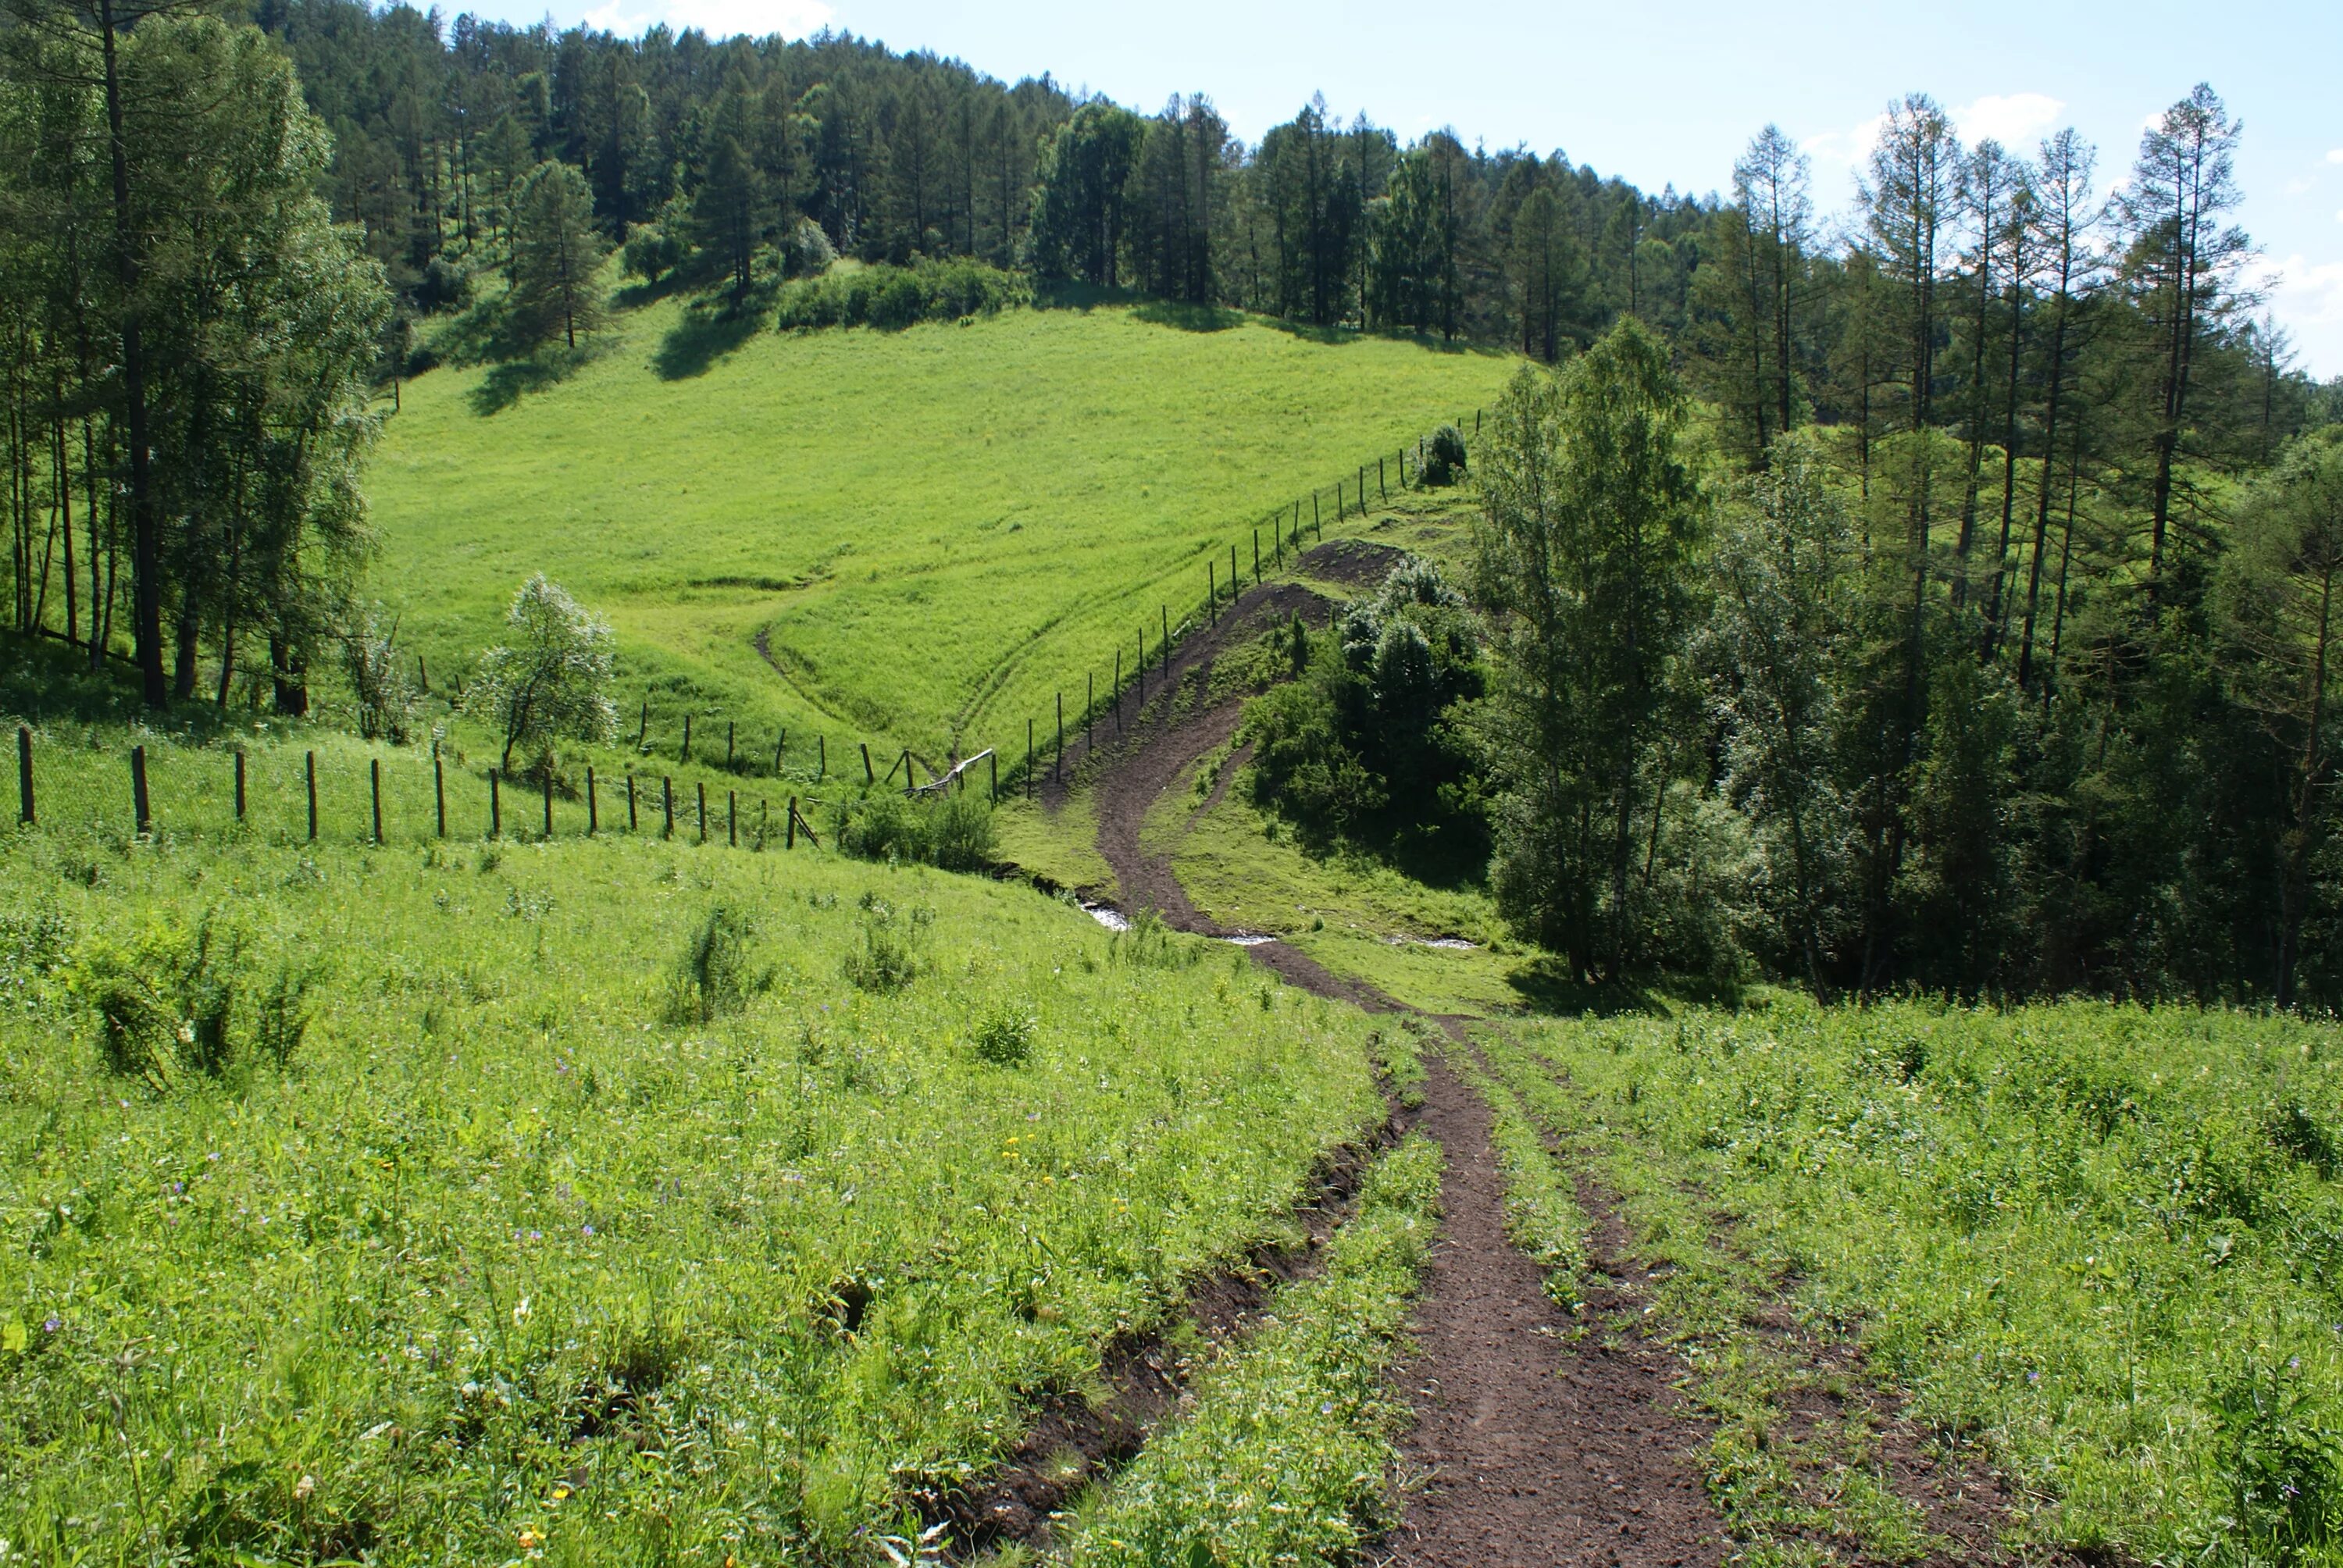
[512,1297,531,1324]
[2291,1356,2304,1371]
[41,1317,59,1334]
[293,1475,316,1502]
[583,1224,595,1237]
[2026,1370,2040,1384]
[550,1486,570,1502]
[518,1527,544,1551]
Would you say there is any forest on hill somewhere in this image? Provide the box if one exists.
[9,0,2343,1003]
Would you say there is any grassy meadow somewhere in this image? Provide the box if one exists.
[0,730,1408,1564]
[374,293,1511,764]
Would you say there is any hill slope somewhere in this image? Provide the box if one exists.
[373,294,1511,761]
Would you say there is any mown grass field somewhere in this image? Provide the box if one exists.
[0,718,1413,1564]
[1491,999,2343,1562]
[374,294,1510,764]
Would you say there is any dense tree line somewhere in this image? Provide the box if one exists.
[0,0,389,711]
[1457,88,2343,1006]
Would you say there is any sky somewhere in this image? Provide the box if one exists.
[467,0,2343,376]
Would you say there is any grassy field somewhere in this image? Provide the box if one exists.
[1494,998,2343,1563]
[373,294,1511,766]
[0,722,1403,1564]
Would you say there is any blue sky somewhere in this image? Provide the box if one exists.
[471,0,2343,375]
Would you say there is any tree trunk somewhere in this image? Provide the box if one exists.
[98,0,167,707]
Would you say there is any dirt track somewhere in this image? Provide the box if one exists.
[1040,540,2016,1564]
[1039,543,1729,1561]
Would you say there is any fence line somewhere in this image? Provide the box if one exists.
[4,411,1487,850]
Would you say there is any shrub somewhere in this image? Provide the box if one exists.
[832,789,996,872]
[972,1007,1037,1066]
[775,258,1031,333]
[67,914,245,1088]
[662,906,758,1025]
[1421,423,1467,486]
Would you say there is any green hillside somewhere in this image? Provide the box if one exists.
[0,740,1407,1562]
[374,295,1510,761]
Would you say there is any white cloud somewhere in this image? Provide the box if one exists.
[2329,148,2343,165]
[1803,112,1888,171]
[2285,176,2317,197]
[2256,254,2343,376]
[582,0,828,38]
[1951,91,2064,151]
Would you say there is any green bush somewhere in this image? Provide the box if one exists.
[774,258,1031,333]
[1421,422,1467,486]
[831,789,995,872]
[971,1007,1036,1066]
[66,914,245,1088]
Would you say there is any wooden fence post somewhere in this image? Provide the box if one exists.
[1161,606,1170,677]
[990,750,998,802]
[1379,454,1386,499]
[662,775,673,838]
[1086,672,1094,750]
[1230,543,1238,597]
[818,734,826,780]
[16,726,29,826]
[417,653,428,693]
[305,751,318,842]
[774,730,785,777]
[1253,529,1260,585]
[681,715,692,762]
[541,771,552,838]
[373,758,384,844]
[434,754,446,838]
[130,745,150,836]
[490,768,501,839]
[728,789,736,847]
[787,794,797,849]
[1311,490,1318,538]
[234,748,246,823]
[627,772,638,831]
[697,781,707,843]
[726,722,735,771]
[861,742,874,785]
[1207,561,1215,616]
[639,700,649,750]
[1055,692,1064,781]
[757,798,768,850]
[1025,718,1034,799]
[587,767,597,835]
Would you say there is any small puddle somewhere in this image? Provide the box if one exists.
[1080,903,1131,932]
[1384,935,1480,950]
[1219,934,1275,947]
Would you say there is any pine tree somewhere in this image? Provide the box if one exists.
[508,159,604,349]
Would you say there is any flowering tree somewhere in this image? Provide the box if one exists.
[467,576,618,772]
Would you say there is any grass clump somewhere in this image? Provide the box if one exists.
[661,904,759,1024]
[66,912,246,1087]
[1061,1133,1443,1566]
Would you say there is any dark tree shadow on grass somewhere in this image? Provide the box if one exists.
[1131,298,1244,333]
[1503,953,1744,1017]
[469,340,602,416]
[655,281,779,380]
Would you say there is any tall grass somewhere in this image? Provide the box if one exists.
[0,777,1387,1563]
